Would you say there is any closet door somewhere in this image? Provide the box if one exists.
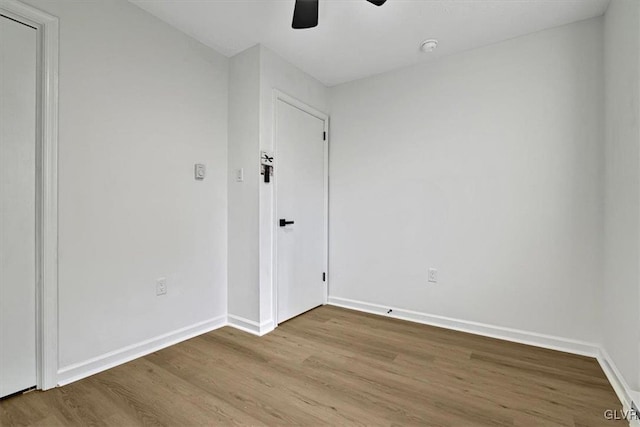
[0,13,38,398]
[276,99,327,324]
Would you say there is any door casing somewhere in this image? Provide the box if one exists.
[0,0,59,391]
[272,90,329,327]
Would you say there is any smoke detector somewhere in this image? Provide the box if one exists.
[420,39,438,53]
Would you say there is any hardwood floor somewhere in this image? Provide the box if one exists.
[0,305,625,426]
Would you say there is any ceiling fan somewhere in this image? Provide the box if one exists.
[292,0,387,29]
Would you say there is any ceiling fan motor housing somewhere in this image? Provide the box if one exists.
[292,0,387,29]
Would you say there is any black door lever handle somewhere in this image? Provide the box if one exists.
[279,219,295,227]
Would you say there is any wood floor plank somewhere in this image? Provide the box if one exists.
[0,306,626,426]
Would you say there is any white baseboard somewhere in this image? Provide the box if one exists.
[227,314,274,336]
[56,313,276,388]
[328,296,599,357]
[598,348,640,426]
[57,315,227,386]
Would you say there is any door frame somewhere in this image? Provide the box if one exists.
[272,90,329,327]
[0,0,59,391]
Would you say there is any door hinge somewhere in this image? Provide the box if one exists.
[322,272,326,282]
[323,131,326,141]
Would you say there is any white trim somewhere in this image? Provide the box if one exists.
[273,90,329,123]
[0,0,59,391]
[327,296,600,357]
[57,315,227,386]
[598,348,640,426]
[272,90,329,327]
[227,314,274,336]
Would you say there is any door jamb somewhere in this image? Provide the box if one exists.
[0,0,59,391]
[272,90,329,328]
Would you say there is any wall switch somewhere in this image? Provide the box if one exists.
[428,268,438,283]
[156,277,167,296]
[236,168,244,182]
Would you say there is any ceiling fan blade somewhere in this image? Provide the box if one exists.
[366,0,387,5]
[292,0,319,29]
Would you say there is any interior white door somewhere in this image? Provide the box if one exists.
[0,14,38,398]
[276,99,326,323]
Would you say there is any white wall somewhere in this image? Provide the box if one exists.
[227,45,327,328]
[603,0,640,400]
[228,45,261,322]
[328,18,604,344]
[24,0,229,374]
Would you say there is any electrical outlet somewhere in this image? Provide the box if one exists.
[194,164,206,181]
[156,277,167,296]
[428,268,438,283]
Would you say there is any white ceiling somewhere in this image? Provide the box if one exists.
[130,0,610,86]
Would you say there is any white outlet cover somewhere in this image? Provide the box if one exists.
[156,277,167,296]
[194,164,206,180]
[428,268,438,283]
